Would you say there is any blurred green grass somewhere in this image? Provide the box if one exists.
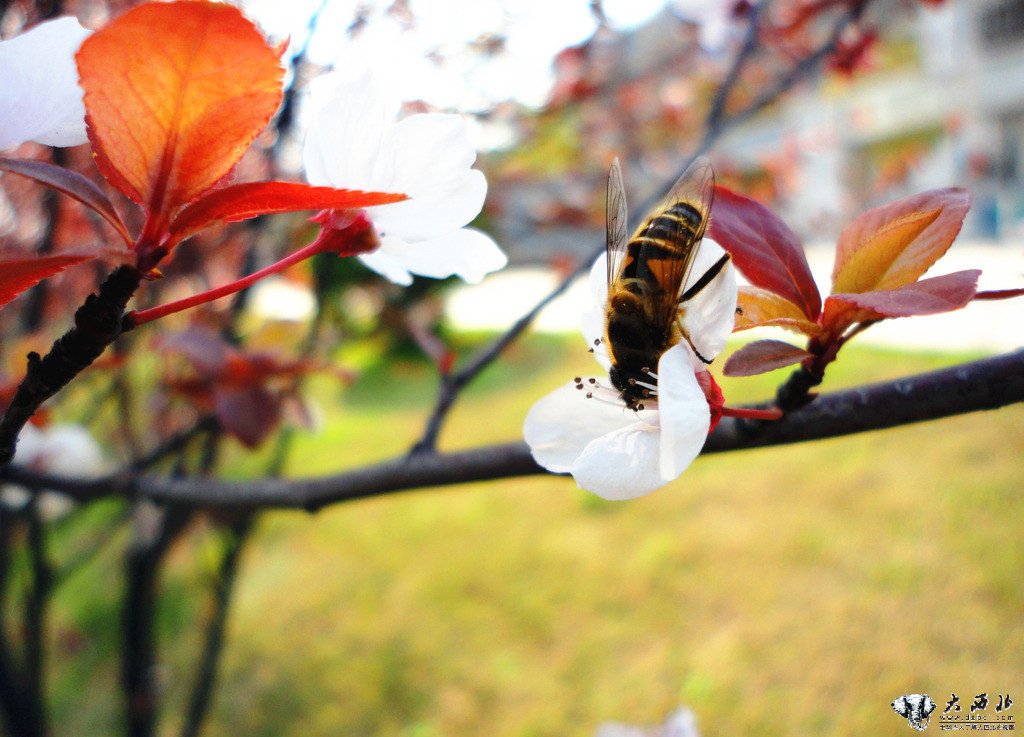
[46,334,1022,737]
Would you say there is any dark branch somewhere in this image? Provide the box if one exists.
[3,350,1020,511]
[0,265,143,466]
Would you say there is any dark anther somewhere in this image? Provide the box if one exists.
[586,392,593,399]
[628,378,636,385]
[593,338,601,345]
[574,376,582,383]
[637,403,645,411]
[588,378,596,384]
[641,366,651,374]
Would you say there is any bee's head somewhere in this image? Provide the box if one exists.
[609,365,656,412]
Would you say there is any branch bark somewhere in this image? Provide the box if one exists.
[0,265,142,466]
[2,350,1020,511]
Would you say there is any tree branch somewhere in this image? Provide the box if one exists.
[0,265,142,467]
[2,350,1020,511]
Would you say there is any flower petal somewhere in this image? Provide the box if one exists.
[581,253,612,369]
[655,344,711,480]
[681,237,738,365]
[359,228,506,285]
[524,380,642,474]
[572,418,667,500]
[369,114,487,242]
[303,68,387,190]
[0,17,90,150]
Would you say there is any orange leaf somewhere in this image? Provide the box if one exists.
[77,1,284,234]
[831,188,970,294]
[735,286,823,337]
[166,181,407,248]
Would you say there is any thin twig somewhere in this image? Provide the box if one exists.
[413,0,866,452]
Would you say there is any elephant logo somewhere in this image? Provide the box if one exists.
[892,694,938,731]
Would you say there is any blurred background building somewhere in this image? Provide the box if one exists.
[486,0,1024,264]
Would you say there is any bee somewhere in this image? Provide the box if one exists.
[602,157,730,411]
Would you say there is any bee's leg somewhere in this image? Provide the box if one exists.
[677,321,714,365]
[680,253,730,304]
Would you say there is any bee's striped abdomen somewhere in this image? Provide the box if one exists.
[622,201,705,291]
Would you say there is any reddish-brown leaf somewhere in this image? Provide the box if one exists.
[709,185,821,320]
[723,340,812,377]
[0,251,98,310]
[77,1,284,230]
[822,269,981,330]
[831,188,970,294]
[974,287,1024,301]
[0,157,132,247]
[214,384,282,448]
[735,286,824,337]
[166,182,408,248]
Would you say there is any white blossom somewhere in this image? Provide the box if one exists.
[524,238,737,500]
[0,17,91,151]
[303,67,507,286]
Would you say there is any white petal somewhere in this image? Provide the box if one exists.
[369,114,487,241]
[655,344,711,480]
[360,228,505,284]
[357,247,414,286]
[589,252,609,303]
[524,380,640,474]
[581,253,611,369]
[0,18,90,150]
[572,416,668,500]
[681,237,737,365]
[302,68,387,189]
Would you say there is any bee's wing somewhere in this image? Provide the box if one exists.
[606,157,629,286]
[636,156,715,328]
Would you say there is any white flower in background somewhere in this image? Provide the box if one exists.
[523,238,737,500]
[303,67,507,286]
[672,0,741,51]
[595,706,702,737]
[2,423,107,519]
[0,17,91,151]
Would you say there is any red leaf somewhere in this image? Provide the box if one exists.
[214,384,282,448]
[710,185,821,320]
[823,269,980,328]
[159,329,232,375]
[0,251,98,310]
[0,157,132,247]
[166,181,407,248]
[723,339,812,377]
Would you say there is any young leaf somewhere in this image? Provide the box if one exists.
[831,188,970,294]
[0,157,132,247]
[77,1,284,227]
[0,251,97,310]
[214,384,282,449]
[166,182,408,248]
[723,339,812,377]
[709,185,822,320]
[822,269,980,329]
[735,286,823,337]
